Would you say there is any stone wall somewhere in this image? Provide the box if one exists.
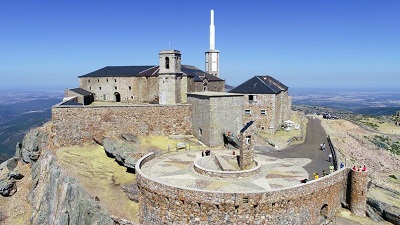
[136,153,351,225]
[51,104,192,147]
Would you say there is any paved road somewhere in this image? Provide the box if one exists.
[261,116,334,180]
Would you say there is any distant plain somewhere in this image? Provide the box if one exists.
[1,88,399,162]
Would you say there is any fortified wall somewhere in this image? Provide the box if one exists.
[51,103,192,147]
[136,153,367,225]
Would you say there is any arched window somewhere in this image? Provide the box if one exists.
[165,57,170,69]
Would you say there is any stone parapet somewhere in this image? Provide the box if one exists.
[136,153,350,224]
[193,157,260,178]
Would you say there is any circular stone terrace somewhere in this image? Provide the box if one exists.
[139,150,311,192]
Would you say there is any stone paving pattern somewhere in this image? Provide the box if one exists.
[140,151,308,192]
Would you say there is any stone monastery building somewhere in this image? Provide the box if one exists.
[77,50,225,105]
[63,9,291,144]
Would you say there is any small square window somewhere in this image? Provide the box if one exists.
[248,95,256,101]
[114,79,117,82]
[261,110,267,115]
[128,86,132,90]
[245,110,251,115]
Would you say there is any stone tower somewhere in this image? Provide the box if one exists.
[239,121,255,170]
[349,169,368,217]
[158,50,182,104]
[205,9,220,77]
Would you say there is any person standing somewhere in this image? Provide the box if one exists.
[322,143,326,151]
[329,164,334,174]
[328,153,332,162]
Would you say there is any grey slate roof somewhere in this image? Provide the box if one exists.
[79,66,155,77]
[229,76,288,94]
[78,65,224,82]
[69,88,93,96]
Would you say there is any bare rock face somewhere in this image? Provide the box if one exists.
[29,150,114,225]
[367,174,400,225]
[16,127,48,163]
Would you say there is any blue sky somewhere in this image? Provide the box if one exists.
[0,1,399,91]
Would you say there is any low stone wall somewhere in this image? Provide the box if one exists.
[51,104,192,146]
[193,157,260,178]
[136,153,350,225]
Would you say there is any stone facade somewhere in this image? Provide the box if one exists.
[77,50,225,105]
[79,76,159,103]
[187,92,243,147]
[242,90,290,134]
[136,153,353,225]
[51,103,192,147]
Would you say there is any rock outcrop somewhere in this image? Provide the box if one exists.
[16,127,48,163]
[103,137,147,172]
[2,124,138,224]
[0,157,23,197]
[29,150,114,225]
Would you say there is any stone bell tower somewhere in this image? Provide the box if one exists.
[158,50,182,104]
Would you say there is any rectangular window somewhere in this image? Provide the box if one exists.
[99,87,101,90]
[261,110,267,115]
[114,86,117,90]
[245,110,251,115]
[248,95,256,101]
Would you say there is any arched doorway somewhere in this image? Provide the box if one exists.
[114,92,121,102]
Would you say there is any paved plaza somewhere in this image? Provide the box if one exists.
[140,116,333,192]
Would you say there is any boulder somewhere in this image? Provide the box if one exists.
[103,138,140,171]
[103,138,118,157]
[20,128,48,163]
[124,156,137,172]
[7,171,24,180]
[0,179,16,197]
[15,142,22,159]
[121,133,139,143]
[6,157,19,171]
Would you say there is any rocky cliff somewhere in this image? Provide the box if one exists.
[0,124,136,225]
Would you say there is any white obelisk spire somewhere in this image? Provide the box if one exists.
[205,9,220,78]
[210,9,215,50]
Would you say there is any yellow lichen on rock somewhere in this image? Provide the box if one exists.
[56,144,138,223]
